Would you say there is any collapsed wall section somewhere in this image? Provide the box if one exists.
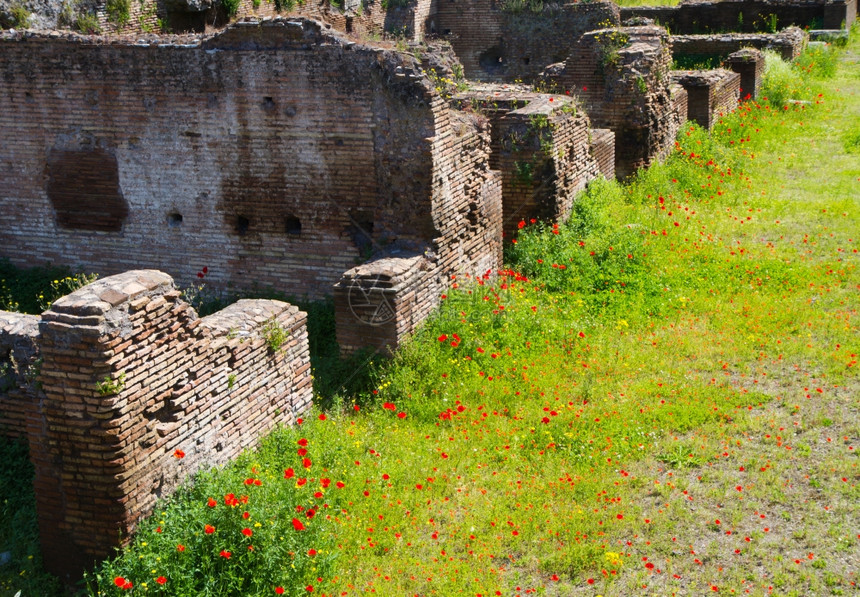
[546,26,686,178]
[24,270,311,581]
[334,105,504,355]
[453,88,606,240]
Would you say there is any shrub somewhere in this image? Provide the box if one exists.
[106,0,131,28]
[759,50,804,107]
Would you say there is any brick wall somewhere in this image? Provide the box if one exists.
[548,26,683,178]
[670,69,741,130]
[0,20,478,305]
[621,0,855,34]
[335,107,504,355]
[724,48,766,99]
[0,311,40,440]
[590,128,616,180]
[0,270,314,581]
[671,28,808,62]
[433,0,620,82]
[452,88,603,239]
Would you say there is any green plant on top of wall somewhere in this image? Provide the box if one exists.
[106,0,131,27]
[222,0,241,18]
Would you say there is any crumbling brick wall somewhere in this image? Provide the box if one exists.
[334,106,504,355]
[0,20,494,305]
[432,0,620,82]
[671,28,808,62]
[453,89,604,240]
[547,26,686,178]
[724,48,766,99]
[0,270,313,581]
[621,0,855,34]
[671,69,741,130]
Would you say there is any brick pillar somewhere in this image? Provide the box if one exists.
[724,48,764,100]
[334,255,442,355]
[33,271,176,581]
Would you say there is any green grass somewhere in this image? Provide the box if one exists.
[2,33,858,597]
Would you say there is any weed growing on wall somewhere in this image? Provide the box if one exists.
[0,260,97,315]
[105,0,131,28]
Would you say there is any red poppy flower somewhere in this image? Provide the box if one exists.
[156,576,167,585]
[114,577,127,588]
[173,449,185,458]
[219,550,231,559]
[204,524,215,534]
[242,528,253,537]
[207,497,217,507]
[298,438,308,447]
[383,402,396,411]
[292,518,306,531]
[303,457,312,469]
[275,588,285,595]
[284,468,295,479]
[397,412,407,419]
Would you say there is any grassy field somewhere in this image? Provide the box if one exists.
[1,34,858,597]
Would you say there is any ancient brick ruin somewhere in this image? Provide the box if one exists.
[0,270,312,580]
[621,0,855,34]
[0,0,853,581]
[671,68,741,129]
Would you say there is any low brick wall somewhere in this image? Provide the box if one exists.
[671,28,808,62]
[621,0,855,34]
[724,48,766,99]
[0,270,313,581]
[334,254,444,354]
[671,69,741,130]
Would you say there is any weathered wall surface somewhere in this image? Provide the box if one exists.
[0,270,312,581]
[0,311,40,440]
[0,20,495,304]
[335,108,504,355]
[432,0,620,82]
[671,68,741,129]
[671,28,807,62]
[621,0,855,34]
[547,26,685,178]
